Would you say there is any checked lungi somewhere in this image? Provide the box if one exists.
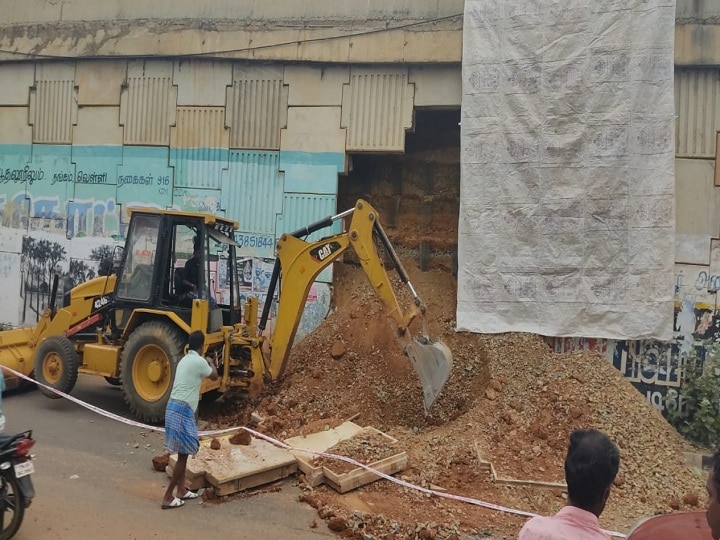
[164,398,199,455]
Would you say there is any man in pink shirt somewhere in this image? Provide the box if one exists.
[518,428,620,540]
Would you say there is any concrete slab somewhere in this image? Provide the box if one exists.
[168,432,298,496]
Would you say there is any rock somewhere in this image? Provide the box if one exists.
[210,438,221,450]
[229,430,252,445]
[151,454,169,472]
[328,517,347,532]
[669,497,681,510]
[301,493,322,509]
[330,340,346,359]
[318,506,335,519]
[485,388,497,400]
[683,492,699,506]
[310,520,317,529]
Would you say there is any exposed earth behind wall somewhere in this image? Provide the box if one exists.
[206,260,709,540]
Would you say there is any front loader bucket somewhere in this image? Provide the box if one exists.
[405,336,453,413]
[0,327,36,389]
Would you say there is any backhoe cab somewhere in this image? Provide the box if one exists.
[7,200,452,423]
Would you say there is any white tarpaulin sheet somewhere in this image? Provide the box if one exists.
[458,0,676,340]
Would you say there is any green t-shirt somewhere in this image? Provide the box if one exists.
[170,350,212,412]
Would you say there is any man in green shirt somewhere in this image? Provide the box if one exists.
[161,331,218,509]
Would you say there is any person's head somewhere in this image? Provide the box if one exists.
[564,428,620,517]
[707,449,720,539]
[188,330,204,353]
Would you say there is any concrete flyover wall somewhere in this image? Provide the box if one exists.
[0,0,464,63]
[676,0,720,65]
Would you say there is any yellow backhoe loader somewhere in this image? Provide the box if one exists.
[0,200,453,423]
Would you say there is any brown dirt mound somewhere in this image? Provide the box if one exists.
[205,261,707,539]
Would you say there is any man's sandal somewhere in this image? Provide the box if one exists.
[180,490,199,500]
[161,497,185,509]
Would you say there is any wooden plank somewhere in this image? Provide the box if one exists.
[320,427,408,494]
[495,478,567,489]
[474,440,564,489]
[284,421,363,487]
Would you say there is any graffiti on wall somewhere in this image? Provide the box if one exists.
[18,232,114,325]
[0,143,336,336]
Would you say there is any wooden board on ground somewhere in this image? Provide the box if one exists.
[321,427,408,494]
[168,433,297,496]
[284,421,363,487]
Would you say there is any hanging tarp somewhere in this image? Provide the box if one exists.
[458,0,676,340]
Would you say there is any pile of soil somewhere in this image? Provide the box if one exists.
[205,261,708,539]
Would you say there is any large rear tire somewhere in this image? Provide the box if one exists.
[33,336,79,399]
[120,321,186,424]
[0,471,25,540]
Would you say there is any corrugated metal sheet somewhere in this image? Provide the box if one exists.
[675,68,720,158]
[278,193,338,284]
[122,76,174,145]
[223,150,283,235]
[32,80,76,144]
[342,68,414,152]
[227,66,287,150]
[172,107,227,148]
[171,107,229,189]
[278,194,338,242]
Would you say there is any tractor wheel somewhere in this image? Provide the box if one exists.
[120,321,185,424]
[34,336,80,399]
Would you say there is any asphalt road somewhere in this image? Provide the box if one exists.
[3,376,335,540]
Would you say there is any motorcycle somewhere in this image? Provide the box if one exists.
[0,431,34,540]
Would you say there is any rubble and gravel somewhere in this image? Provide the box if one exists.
[205,261,708,539]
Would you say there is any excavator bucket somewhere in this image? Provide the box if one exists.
[0,327,36,389]
[405,336,453,413]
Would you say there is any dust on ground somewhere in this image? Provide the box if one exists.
[204,261,707,540]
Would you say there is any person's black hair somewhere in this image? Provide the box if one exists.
[711,447,720,494]
[188,330,204,352]
[193,236,201,251]
[564,428,620,511]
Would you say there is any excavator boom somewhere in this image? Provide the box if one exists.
[263,199,453,411]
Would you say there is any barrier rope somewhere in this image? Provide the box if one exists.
[3,366,626,537]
